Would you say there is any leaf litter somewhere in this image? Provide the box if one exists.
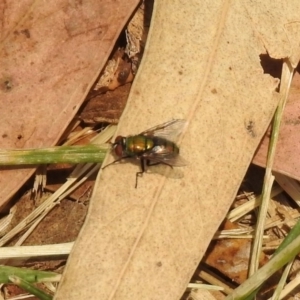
[2,1,300,300]
[56,1,300,300]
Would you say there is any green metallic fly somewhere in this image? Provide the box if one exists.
[104,119,187,188]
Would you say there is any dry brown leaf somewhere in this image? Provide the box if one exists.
[204,220,253,284]
[0,1,140,209]
[56,1,300,299]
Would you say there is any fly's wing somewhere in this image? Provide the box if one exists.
[139,119,187,143]
[145,154,188,167]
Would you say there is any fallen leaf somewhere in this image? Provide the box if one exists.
[56,1,300,299]
[0,0,140,209]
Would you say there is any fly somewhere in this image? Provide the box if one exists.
[103,119,187,188]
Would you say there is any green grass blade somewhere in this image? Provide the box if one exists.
[0,265,60,283]
[224,233,300,300]
[0,144,109,165]
[9,275,53,300]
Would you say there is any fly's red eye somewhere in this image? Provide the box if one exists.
[113,136,124,157]
[114,144,123,157]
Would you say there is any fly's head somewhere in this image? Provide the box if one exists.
[113,136,126,157]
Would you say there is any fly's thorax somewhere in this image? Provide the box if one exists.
[125,135,154,156]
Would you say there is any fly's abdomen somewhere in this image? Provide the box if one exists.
[165,141,179,155]
[125,135,154,156]
[152,137,179,156]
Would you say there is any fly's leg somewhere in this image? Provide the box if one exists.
[135,158,146,188]
[102,156,131,170]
